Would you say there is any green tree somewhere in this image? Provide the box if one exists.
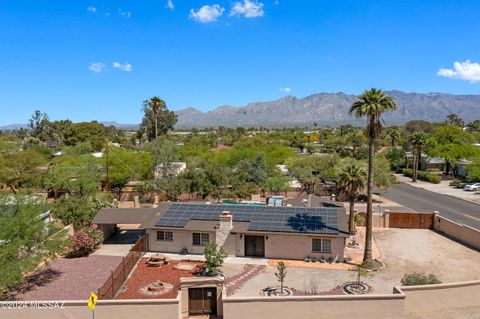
[428,125,478,176]
[43,154,101,197]
[141,97,177,141]
[408,132,428,182]
[202,242,227,276]
[29,110,49,138]
[63,121,106,151]
[349,88,397,263]
[51,196,113,230]
[373,156,396,190]
[0,192,68,294]
[286,154,339,196]
[0,149,46,192]
[337,164,367,235]
[107,148,154,188]
[405,120,436,134]
[465,159,480,180]
[264,175,291,194]
[445,113,464,127]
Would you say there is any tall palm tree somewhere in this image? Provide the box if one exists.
[388,129,400,147]
[149,96,166,140]
[408,132,428,182]
[349,88,397,263]
[338,164,367,235]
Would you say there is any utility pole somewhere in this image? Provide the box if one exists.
[105,140,110,192]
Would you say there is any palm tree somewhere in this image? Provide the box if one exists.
[149,96,166,140]
[338,164,367,235]
[408,132,428,182]
[388,129,400,147]
[349,88,397,263]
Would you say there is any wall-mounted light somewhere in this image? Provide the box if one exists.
[240,234,243,239]
[266,236,269,240]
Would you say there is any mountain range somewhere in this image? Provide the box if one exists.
[3,91,480,130]
[174,91,480,128]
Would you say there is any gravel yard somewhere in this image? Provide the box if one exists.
[7,255,123,301]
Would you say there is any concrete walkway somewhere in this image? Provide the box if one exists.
[143,252,268,265]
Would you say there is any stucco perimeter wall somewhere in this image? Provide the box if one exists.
[433,214,480,250]
[0,298,180,319]
[402,280,480,316]
[223,290,406,319]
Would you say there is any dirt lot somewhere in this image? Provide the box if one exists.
[374,228,480,283]
[7,255,123,301]
[231,228,480,297]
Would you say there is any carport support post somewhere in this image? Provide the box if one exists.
[111,270,114,298]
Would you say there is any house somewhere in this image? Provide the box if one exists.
[406,152,445,171]
[144,202,348,261]
[155,162,187,179]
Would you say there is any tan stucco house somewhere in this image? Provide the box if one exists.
[144,202,348,261]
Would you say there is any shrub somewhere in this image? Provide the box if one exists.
[401,272,441,286]
[402,169,441,184]
[449,178,461,187]
[69,225,103,257]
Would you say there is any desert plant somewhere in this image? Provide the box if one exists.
[202,242,227,276]
[302,276,320,295]
[401,273,441,286]
[353,261,373,284]
[275,261,287,294]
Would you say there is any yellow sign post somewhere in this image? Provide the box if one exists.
[88,292,98,318]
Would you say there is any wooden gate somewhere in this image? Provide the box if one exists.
[188,287,217,315]
[389,212,434,229]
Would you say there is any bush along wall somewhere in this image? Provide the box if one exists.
[403,168,441,184]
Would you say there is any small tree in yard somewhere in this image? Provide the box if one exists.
[202,243,227,276]
[275,261,287,294]
[354,261,373,284]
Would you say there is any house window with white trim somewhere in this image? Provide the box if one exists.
[192,232,209,246]
[157,231,173,241]
[312,238,331,253]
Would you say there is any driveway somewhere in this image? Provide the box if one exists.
[93,229,144,257]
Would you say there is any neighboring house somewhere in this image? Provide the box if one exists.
[406,152,445,171]
[457,159,473,178]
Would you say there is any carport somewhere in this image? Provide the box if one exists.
[92,208,160,244]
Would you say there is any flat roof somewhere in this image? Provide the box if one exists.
[92,206,165,228]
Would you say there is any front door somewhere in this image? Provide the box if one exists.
[188,288,217,315]
[244,235,265,257]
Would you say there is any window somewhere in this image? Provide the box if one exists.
[193,232,209,246]
[157,231,173,241]
[312,238,331,253]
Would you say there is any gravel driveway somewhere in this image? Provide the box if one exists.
[7,255,123,301]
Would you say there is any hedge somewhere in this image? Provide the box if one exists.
[403,168,441,184]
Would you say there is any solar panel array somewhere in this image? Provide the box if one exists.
[155,203,340,235]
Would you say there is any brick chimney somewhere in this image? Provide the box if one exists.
[216,211,233,246]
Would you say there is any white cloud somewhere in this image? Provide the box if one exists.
[118,9,132,19]
[437,60,480,83]
[189,4,225,23]
[279,87,291,93]
[87,6,97,13]
[89,62,105,73]
[112,62,133,72]
[166,0,175,10]
[230,0,264,18]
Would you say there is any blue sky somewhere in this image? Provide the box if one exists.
[1,0,480,125]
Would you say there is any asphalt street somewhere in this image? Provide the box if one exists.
[380,183,480,230]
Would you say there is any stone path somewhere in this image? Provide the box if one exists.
[225,264,266,296]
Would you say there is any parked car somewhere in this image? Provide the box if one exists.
[464,183,480,191]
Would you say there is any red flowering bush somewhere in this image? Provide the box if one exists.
[69,225,104,257]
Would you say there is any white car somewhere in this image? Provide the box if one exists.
[464,183,480,191]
